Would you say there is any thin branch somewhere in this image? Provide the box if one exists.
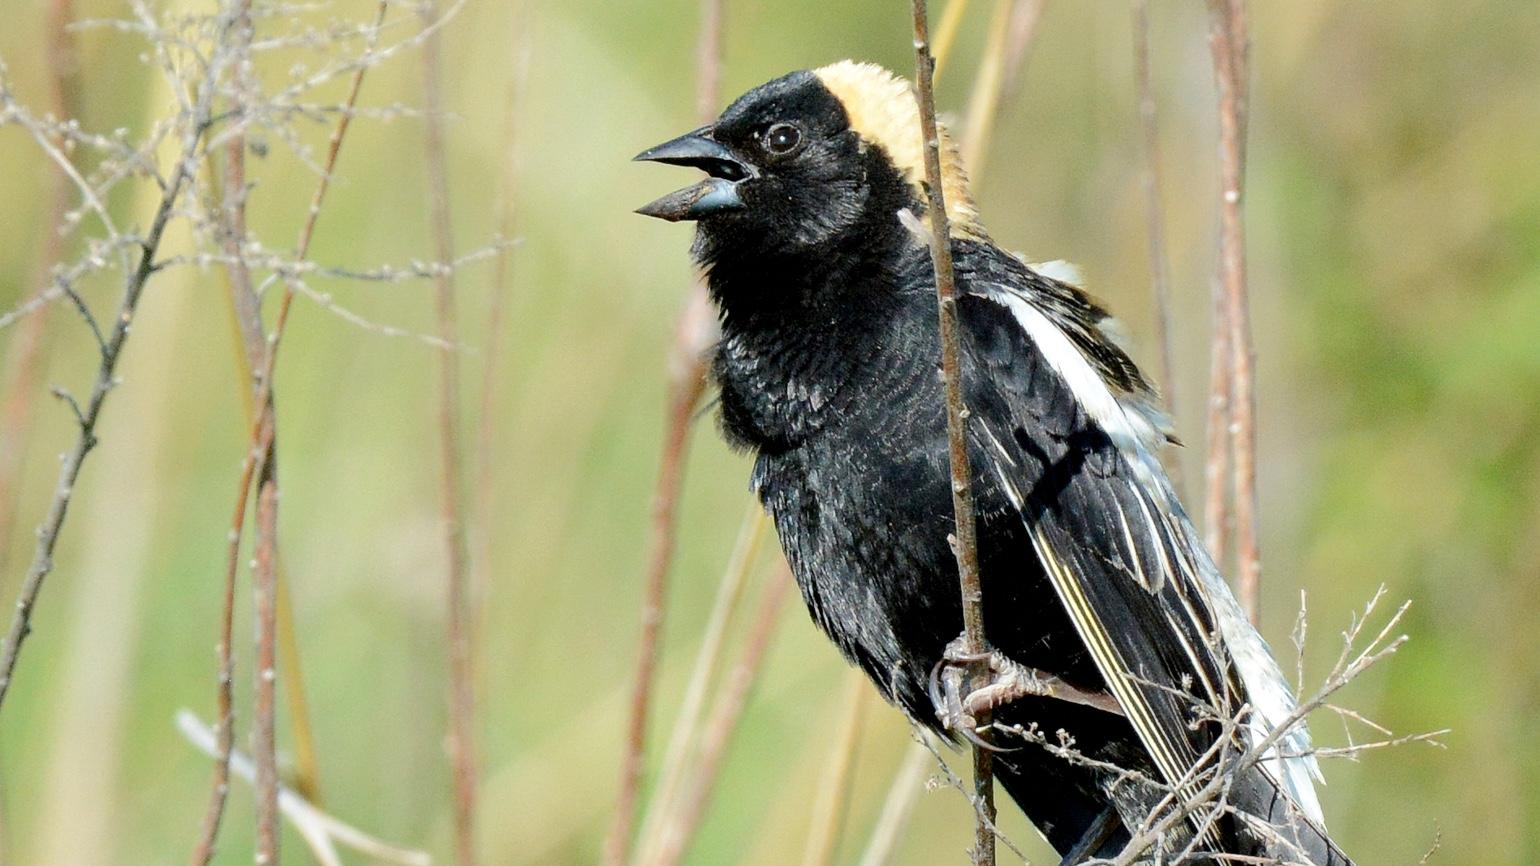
[0,0,231,717]
[603,3,724,864]
[910,4,995,865]
[1206,0,1259,624]
[193,3,390,862]
[177,711,430,866]
[802,672,869,866]
[212,7,281,861]
[913,731,1029,862]
[643,569,791,866]
[418,1,478,863]
[1133,0,1180,492]
[1079,591,1415,865]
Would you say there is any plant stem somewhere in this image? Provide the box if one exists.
[418,1,478,861]
[1206,0,1259,624]
[909,2,995,863]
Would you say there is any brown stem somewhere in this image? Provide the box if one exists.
[418,3,478,863]
[909,3,995,863]
[191,4,390,863]
[603,3,723,864]
[1206,0,1259,624]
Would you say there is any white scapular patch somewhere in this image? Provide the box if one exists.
[986,285,1328,828]
[990,289,1168,458]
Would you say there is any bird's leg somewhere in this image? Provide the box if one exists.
[964,652,1127,718]
[930,634,1125,742]
[928,636,1004,751]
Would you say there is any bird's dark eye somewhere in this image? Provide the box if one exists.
[764,123,802,155]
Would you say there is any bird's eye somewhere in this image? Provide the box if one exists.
[764,123,802,155]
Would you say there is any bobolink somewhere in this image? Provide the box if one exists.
[637,61,1350,865]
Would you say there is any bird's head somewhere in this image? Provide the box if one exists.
[635,61,983,256]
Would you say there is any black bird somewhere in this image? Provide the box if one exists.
[636,61,1351,865]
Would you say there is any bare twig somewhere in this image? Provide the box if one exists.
[211,7,281,861]
[644,569,791,866]
[910,4,995,864]
[802,672,869,866]
[193,4,390,862]
[177,711,431,866]
[0,0,81,571]
[913,731,1028,862]
[1071,591,1420,865]
[417,2,478,863]
[604,3,724,864]
[1133,0,1180,489]
[1205,0,1259,624]
[0,0,232,717]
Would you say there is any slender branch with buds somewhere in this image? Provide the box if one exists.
[910,3,996,864]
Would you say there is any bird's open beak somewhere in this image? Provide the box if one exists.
[634,127,752,221]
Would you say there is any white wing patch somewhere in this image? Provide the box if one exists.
[992,290,1169,458]
[980,284,1328,828]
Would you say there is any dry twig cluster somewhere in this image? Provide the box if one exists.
[0,1,506,862]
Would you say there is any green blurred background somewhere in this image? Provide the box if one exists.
[0,0,1536,863]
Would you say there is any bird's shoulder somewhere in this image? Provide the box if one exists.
[950,241,1178,450]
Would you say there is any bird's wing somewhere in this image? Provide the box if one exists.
[957,258,1325,829]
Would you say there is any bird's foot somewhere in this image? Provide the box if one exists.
[929,635,1125,747]
[924,631,1022,745]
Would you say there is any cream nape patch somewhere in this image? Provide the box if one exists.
[813,60,984,240]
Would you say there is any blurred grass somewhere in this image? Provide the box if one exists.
[0,0,1536,863]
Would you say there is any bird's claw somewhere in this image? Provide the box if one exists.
[930,634,1125,738]
[928,634,1017,752]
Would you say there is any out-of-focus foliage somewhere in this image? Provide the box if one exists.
[0,0,1534,864]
